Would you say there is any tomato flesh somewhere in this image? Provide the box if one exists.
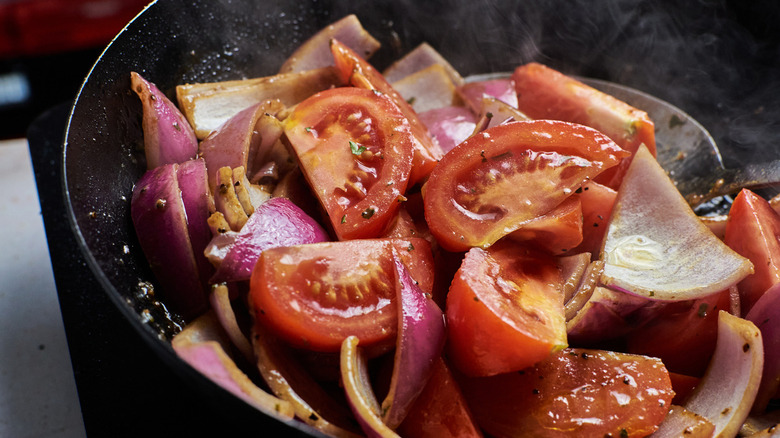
[446,242,567,376]
[507,194,584,255]
[424,120,628,252]
[724,188,780,313]
[249,238,434,352]
[459,348,674,438]
[512,62,656,188]
[284,87,414,240]
[330,39,443,186]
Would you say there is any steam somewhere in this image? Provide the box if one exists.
[323,0,779,168]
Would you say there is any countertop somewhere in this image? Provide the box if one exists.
[0,137,86,437]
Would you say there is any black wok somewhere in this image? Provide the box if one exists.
[62,0,780,434]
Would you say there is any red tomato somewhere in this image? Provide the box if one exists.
[397,358,484,438]
[512,62,656,188]
[625,289,729,377]
[284,87,414,240]
[507,194,584,255]
[423,120,628,252]
[249,238,434,352]
[572,180,617,256]
[724,188,780,313]
[330,39,444,186]
[458,348,674,438]
[445,241,567,376]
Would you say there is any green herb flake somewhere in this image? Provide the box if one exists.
[349,140,367,155]
[407,242,415,252]
[407,96,417,105]
[341,215,347,224]
[305,126,314,133]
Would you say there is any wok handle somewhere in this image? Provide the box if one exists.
[684,160,780,206]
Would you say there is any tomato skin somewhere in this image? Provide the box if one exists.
[330,39,443,186]
[397,358,484,438]
[512,62,656,188]
[424,119,628,252]
[458,348,674,438]
[625,289,729,377]
[249,238,434,353]
[284,87,414,241]
[445,242,567,376]
[507,194,583,255]
[724,188,780,314]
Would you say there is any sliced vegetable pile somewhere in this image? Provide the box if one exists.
[129,14,780,438]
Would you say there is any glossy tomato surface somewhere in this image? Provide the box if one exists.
[445,242,567,376]
[724,188,780,314]
[284,87,414,241]
[330,39,443,186]
[250,238,434,353]
[512,62,656,188]
[459,348,674,438]
[424,119,628,252]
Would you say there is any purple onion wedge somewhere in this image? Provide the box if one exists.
[746,282,780,412]
[418,106,476,154]
[206,197,329,284]
[176,158,214,290]
[172,312,294,420]
[649,405,715,437]
[131,164,208,320]
[130,72,197,169]
[340,336,401,438]
[380,254,446,429]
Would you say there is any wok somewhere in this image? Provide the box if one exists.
[62,0,780,434]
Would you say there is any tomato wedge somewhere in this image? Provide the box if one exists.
[445,241,567,376]
[423,120,628,252]
[249,238,434,353]
[284,87,414,240]
[512,62,656,188]
[330,39,444,186]
[724,188,780,314]
[458,348,675,438]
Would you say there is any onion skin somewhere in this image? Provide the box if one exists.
[130,72,197,169]
[208,197,329,284]
[650,405,715,438]
[340,336,401,438]
[745,282,780,413]
[131,164,208,320]
[175,159,214,290]
[171,311,295,420]
[380,255,446,429]
[683,311,763,437]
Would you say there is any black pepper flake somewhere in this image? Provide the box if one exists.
[407,243,415,252]
[697,303,709,318]
[597,214,604,220]
[593,223,599,227]
[480,150,487,162]
[473,296,479,302]
[721,407,731,415]
[532,388,540,394]
[581,352,589,359]
[219,183,228,194]
[217,227,227,234]
[361,207,376,219]
[173,122,181,131]
[155,199,167,209]
[486,112,494,119]
[623,377,630,384]
[743,343,750,352]
[309,413,319,421]
[575,187,583,193]
[620,429,628,438]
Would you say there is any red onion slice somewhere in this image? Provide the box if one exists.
[207,197,329,284]
[209,284,253,363]
[417,106,476,153]
[745,282,780,412]
[382,42,465,86]
[683,311,763,437]
[171,312,294,420]
[131,164,207,320]
[650,405,715,437]
[130,72,197,169]
[457,78,519,114]
[380,254,446,429]
[252,324,362,437]
[340,336,401,438]
[175,158,214,289]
